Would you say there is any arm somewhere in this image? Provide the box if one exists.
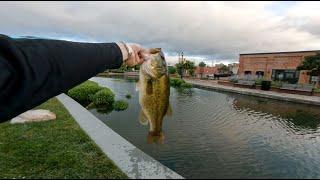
[0,34,125,122]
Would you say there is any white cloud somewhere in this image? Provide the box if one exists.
[0,1,319,65]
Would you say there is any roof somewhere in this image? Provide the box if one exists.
[240,50,320,56]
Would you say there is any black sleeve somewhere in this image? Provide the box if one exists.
[0,34,123,122]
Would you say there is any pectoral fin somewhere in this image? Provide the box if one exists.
[139,110,149,125]
[165,103,173,117]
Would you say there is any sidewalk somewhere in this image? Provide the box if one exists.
[185,79,320,106]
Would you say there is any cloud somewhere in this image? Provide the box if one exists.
[284,1,320,38]
[0,1,319,65]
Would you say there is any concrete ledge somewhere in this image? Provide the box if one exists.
[57,94,183,179]
[186,80,320,106]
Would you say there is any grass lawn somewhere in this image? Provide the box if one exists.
[0,98,127,179]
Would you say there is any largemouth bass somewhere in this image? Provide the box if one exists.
[137,48,172,144]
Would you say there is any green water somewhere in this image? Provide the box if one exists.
[89,77,320,179]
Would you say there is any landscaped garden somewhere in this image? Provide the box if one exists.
[68,81,129,112]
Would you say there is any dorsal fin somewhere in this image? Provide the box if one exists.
[149,48,161,54]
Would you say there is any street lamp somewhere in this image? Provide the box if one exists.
[181,51,184,63]
[181,51,184,79]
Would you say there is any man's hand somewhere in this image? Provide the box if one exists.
[116,42,145,67]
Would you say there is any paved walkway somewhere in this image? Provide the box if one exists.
[57,94,183,179]
[185,79,320,106]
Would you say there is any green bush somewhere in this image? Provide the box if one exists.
[168,66,177,74]
[125,94,131,99]
[169,78,192,90]
[271,81,283,88]
[180,82,193,89]
[254,78,263,85]
[170,78,185,87]
[314,88,320,93]
[68,81,103,104]
[92,88,115,106]
[229,77,238,83]
[113,100,129,111]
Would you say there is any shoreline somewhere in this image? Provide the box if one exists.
[185,79,320,106]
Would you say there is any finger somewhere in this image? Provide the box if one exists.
[129,43,143,52]
[135,52,143,65]
[139,50,152,61]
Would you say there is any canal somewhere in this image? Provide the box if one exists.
[89,77,320,179]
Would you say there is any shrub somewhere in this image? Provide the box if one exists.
[125,94,132,99]
[113,100,129,111]
[92,88,115,106]
[180,82,193,89]
[168,66,177,74]
[169,78,192,90]
[68,81,103,104]
[271,81,283,88]
[314,88,320,93]
[254,78,263,85]
[229,76,238,83]
[170,78,185,87]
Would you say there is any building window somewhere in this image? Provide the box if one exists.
[244,71,252,79]
[272,69,300,84]
[255,71,264,78]
[244,71,252,75]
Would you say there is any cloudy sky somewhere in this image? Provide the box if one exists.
[1,1,320,66]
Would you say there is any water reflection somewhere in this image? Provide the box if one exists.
[92,106,114,115]
[138,108,167,144]
[232,95,320,130]
[89,77,320,179]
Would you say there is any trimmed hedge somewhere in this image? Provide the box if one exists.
[113,100,129,111]
[92,88,115,106]
[68,81,103,104]
[271,81,283,88]
[180,83,193,89]
[170,78,184,87]
[170,78,192,89]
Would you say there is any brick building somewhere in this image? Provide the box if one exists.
[238,50,319,84]
[195,66,218,78]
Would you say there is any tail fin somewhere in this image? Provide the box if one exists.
[147,132,165,144]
